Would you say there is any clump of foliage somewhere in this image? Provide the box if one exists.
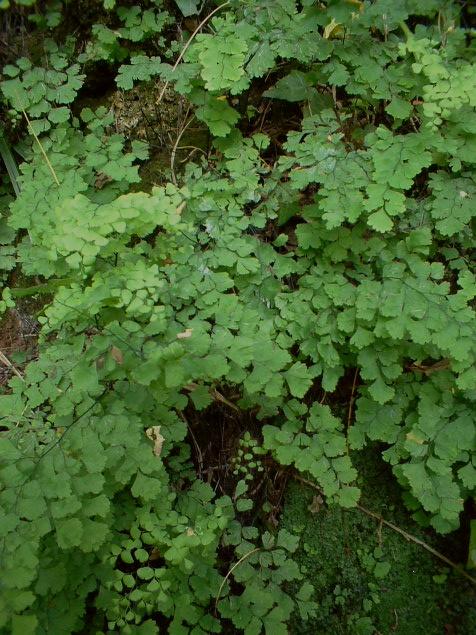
[1,38,84,133]
[0,0,475,633]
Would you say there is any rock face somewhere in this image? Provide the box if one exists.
[109,80,186,145]
[86,80,207,187]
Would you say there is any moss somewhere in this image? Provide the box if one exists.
[281,448,476,634]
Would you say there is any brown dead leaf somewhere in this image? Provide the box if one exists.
[94,172,112,189]
[149,547,162,561]
[110,346,124,365]
[308,494,324,514]
[146,426,165,457]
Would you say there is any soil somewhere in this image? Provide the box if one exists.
[0,307,38,385]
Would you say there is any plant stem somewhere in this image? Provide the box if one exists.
[8,279,75,298]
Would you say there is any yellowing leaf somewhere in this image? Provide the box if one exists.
[176,201,186,215]
[406,432,424,445]
[323,19,344,40]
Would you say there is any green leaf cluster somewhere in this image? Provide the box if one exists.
[1,0,476,632]
[1,43,84,134]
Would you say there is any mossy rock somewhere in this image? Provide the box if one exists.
[281,448,476,635]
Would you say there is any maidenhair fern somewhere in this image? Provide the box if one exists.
[0,0,475,632]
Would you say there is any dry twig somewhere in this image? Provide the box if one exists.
[215,547,261,613]
[170,111,194,185]
[0,349,24,381]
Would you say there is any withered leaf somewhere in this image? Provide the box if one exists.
[308,494,324,514]
[176,328,193,339]
[146,426,165,457]
[110,346,124,364]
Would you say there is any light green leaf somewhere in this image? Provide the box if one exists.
[175,0,199,16]
[285,362,313,398]
[386,97,412,120]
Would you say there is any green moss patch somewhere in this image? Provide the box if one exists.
[281,450,476,634]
